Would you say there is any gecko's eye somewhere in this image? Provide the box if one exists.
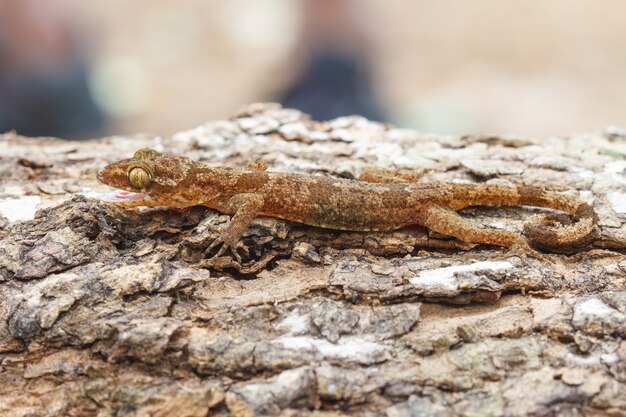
[128,167,152,189]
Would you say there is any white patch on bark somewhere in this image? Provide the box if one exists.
[271,335,388,364]
[607,192,626,213]
[0,195,41,222]
[604,160,626,174]
[410,261,514,290]
[575,298,617,318]
[274,309,310,335]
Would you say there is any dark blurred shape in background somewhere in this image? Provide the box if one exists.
[0,0,104,139]
[279,0,385,121]
[281,52,384,122]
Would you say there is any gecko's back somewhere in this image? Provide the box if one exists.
[252,172,443,231]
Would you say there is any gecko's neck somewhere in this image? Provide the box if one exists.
[191,166,269,197]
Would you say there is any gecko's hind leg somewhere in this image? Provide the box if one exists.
[359,168,427,184]
[420,205,547,260]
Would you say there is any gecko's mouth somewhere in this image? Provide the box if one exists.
[100,189,148,203]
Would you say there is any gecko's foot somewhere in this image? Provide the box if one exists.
[206,236,246,264]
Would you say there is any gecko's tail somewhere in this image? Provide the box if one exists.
[448,183,598,251]
[515,185,598,250]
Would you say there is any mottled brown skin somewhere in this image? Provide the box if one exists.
[96,149,597,258]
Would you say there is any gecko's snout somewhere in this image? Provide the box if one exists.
[96,165,117,187]
[96,167,107,183]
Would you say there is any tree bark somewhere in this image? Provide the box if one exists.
[0,103,625,416]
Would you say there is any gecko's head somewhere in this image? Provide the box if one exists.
[96,148,213,206]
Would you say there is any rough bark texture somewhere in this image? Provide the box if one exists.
[0,103,625,417]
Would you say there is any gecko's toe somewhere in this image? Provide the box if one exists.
[230,247,244,264]
[206,239,226,261]
[214,244,229,259]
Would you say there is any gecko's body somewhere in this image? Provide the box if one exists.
[97,149,597,257]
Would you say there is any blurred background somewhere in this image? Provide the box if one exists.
[1,0,626,139]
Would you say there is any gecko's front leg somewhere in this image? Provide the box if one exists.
[206,193,265,262]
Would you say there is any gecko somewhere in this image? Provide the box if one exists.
[96,148,597,260]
